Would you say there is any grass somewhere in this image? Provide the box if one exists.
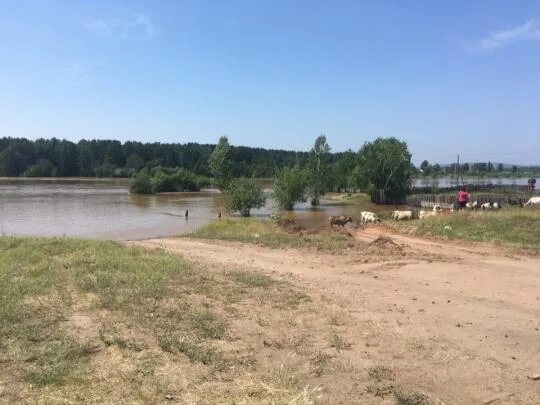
[408,207,540,253]
[188,218,355,251]
[326,192,371,204]
[394,389,438,405]
[0,236,318,403]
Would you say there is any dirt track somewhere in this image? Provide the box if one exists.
[131,229,540,404]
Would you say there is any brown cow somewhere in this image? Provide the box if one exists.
[328,215,353,227]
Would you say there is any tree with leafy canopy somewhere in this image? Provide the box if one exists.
[307,135,331,205]
[225,178,266,217]
[208,136,233,190]
[357,137,412,203]
[272,166,307,210]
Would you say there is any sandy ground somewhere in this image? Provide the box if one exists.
[131,228,540,404]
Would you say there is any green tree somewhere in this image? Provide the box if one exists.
[208,136,233,190]
[497,163,504,172]
[23,159,58,177]
[225,178,266,217]
[129,170,153,194]
[357,137,412,203]
[329,150,358,192]
[307,135,330,205]
[273,166,307,210]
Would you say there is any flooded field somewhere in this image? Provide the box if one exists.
[0,178,389,240]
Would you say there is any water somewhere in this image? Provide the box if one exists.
[0,178,388,240]
[412,177,534,188]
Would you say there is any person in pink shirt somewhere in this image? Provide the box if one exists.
[457,186,469,210]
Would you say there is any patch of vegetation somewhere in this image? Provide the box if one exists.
[224,178,266,217]
[394,389,436,405]
[327,192,371,204]
[226,270,276,288]
[0,236,317,403]
[189,218,355,251]
[411,208,540,253]
[329,332,352,352]
[273,166,308,210]
[129,166,209,194]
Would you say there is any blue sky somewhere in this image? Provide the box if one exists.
[1,1,539,164]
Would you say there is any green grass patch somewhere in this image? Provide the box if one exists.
[0,236,312,402]
[189,218,355,251]
[411,208,540,253]
[326,192,371,204]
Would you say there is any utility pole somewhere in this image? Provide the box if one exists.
[456,154,460,189]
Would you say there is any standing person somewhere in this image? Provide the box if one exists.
[457,186,469,210]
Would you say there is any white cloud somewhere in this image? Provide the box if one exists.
[473,18,540,52]
[85,12,157,39]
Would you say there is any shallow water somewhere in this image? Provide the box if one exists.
[0,178,388,240]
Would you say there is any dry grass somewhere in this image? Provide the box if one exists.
[188,218,355,251]
[0,237,322,403]
[0,236,448,403]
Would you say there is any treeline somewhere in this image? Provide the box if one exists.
[0,137,323,178]
[207,135,412,214]
[417,160,540,177]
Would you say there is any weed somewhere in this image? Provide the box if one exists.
[394,389,436,405]
[329,333,351,352]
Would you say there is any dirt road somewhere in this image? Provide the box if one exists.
[131,229,540,404]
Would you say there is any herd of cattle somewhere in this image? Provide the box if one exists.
[327,196,540,227]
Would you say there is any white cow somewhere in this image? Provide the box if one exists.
[419,210,437,219]
[524,196,540,207]
[392,210,413,221]
[360,211,381,223]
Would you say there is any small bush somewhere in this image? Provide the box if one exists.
[129,167,208,194]
[129,170,153,194]
[273,166,308,210]
[225,178,266,217]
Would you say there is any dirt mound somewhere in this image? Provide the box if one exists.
[365,236,408,257]
[369,235,401,249]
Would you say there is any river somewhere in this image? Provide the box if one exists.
[0,178,386,240]
[1,176,532,240]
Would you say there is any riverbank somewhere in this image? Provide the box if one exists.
[134,229,540,404]
[392,207,540,254]
[3,229,540,403]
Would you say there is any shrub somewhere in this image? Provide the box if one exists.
[129,167,207,194]
[22,159,58,177]
[129,170,153,194]
[225,178,266,217]
[273,166,307,210]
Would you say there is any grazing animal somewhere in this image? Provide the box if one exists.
[481,202,492,210]
[392,210,413,221]
[432,205,443,212]
[492,202,500,209]
[328,215,353,227]
[524,196,540,207]
[419,210,438,219]
[360,211,380,223]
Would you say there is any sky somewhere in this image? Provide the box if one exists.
[0,0,539,164]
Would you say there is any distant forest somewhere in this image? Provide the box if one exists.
[0,137,321,178]
[0,137,538,179]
